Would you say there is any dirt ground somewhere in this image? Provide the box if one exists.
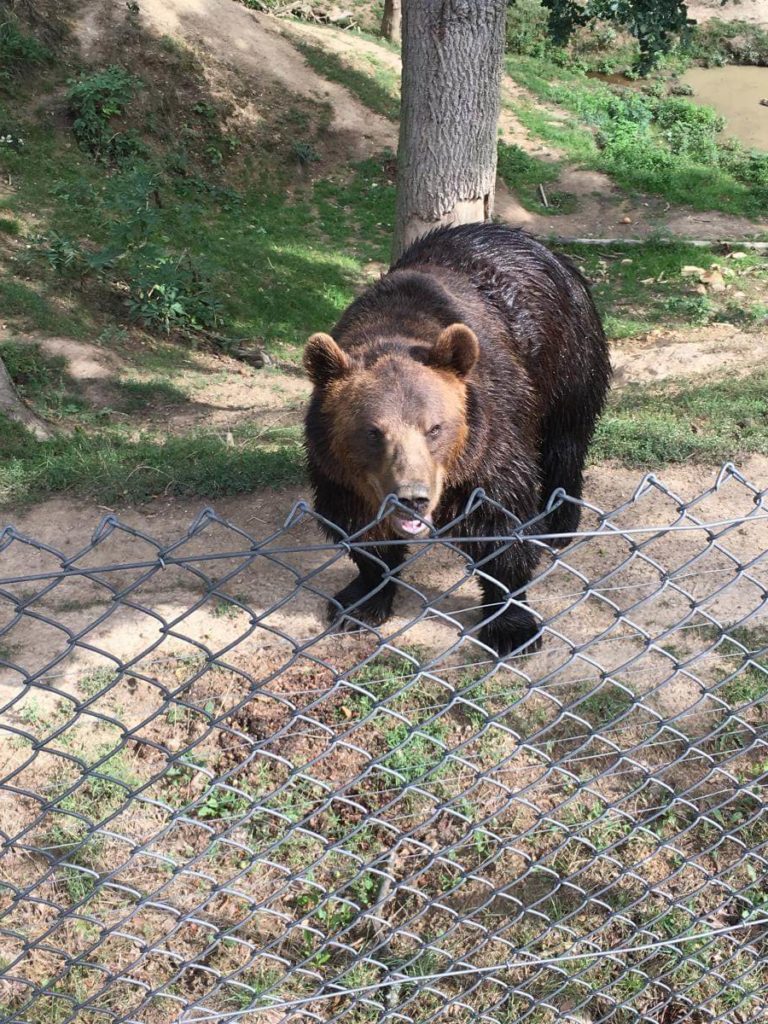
[2,452,767,722]
[688,0,768,23]
[2,0,766,702]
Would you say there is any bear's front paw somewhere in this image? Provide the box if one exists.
[478,607,541,658]
[326,576,395,631]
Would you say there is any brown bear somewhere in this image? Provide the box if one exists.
[303,223,610,656]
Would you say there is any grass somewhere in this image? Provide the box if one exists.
[593,368,768,466]
[2,114,394,355]
[557,239,768,338]
[506,54,768,218]
[496,141,578,214]
[716,625,768,710]
[0,414,305,504]
[294,39,400,122]
[115,377,189,411]
[0,275,93,338]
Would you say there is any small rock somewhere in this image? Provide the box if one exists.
[701,269,726,292]
[728,251,749,260]
[232,344,266,368]
[620,258,633,265]
[694,283,708,295]
[620,216,632,224]
[681,265,706,278]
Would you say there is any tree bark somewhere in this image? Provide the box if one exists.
[380,0,401,43]
[393,0,507,260]
[0,356,54,440]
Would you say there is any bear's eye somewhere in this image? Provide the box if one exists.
[366,426,384,443]
[427,424,442,439]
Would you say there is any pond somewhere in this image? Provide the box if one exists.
[682,65,768,151]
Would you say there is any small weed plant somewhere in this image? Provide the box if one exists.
[67,66,145,164]
[0,17,51,85]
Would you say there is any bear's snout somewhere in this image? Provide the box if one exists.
[397,491,430,514]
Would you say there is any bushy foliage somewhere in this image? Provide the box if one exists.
[123,249,223,333]
[505,0,551,56]
[518,59,768,212]
[0,16,51,84]
[67,66,145,164]
[35,167,223,336]
[524,0,692,72]
[688,18,768,67]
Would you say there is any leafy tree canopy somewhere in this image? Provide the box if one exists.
[539,0,726,72]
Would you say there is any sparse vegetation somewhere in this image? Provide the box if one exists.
[496,141,577,214]
[594,368,768,466]
[294,39,400,121]
[0,15,51,86]
[507,54,768,216]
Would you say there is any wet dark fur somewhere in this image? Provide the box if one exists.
[304,223,611,655]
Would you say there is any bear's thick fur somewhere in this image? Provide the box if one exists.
[303,223,610,655]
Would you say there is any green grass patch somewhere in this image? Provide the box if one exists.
[3,103,395,354]
[294,39,400,122]
[0,275,93,337]
[0,340,91,420]
[558,239,768,338]
[115,378,189,411]
[507,54,768,218]
[0,416,305,506]
[717,625,768,710]
[496,141,577,214]
[593,369,768,466]
[0,216,20,234]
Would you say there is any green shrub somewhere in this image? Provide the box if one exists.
[506,0,551,56]
[0,17,51,84]
[122,249,223,334]
[687,19,768,68]
[655,99,723,161]
[67,66,145,163]
[510,58,766,215]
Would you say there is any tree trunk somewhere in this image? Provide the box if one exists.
[0,356,54,440]
[380,0,401,43]
[393,0,507,260]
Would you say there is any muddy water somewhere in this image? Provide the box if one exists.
[682,66,768,151]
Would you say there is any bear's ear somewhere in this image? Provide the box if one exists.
[304,332,350,387]
[428,323,479,378]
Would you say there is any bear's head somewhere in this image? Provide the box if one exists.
[304,324,479,538]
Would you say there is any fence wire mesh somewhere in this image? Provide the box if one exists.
[1,462,768,1024]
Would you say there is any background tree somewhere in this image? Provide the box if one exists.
[393,0,507,259]
[542,0,693,72]
[380,0,401,44]
[394,0,707,258]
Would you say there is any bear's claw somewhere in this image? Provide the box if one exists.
[327,576,395,631]
[479,608,541,658]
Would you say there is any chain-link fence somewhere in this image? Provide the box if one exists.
[1,463,768,1024]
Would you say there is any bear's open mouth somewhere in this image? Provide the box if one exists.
[391,514,432,537]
